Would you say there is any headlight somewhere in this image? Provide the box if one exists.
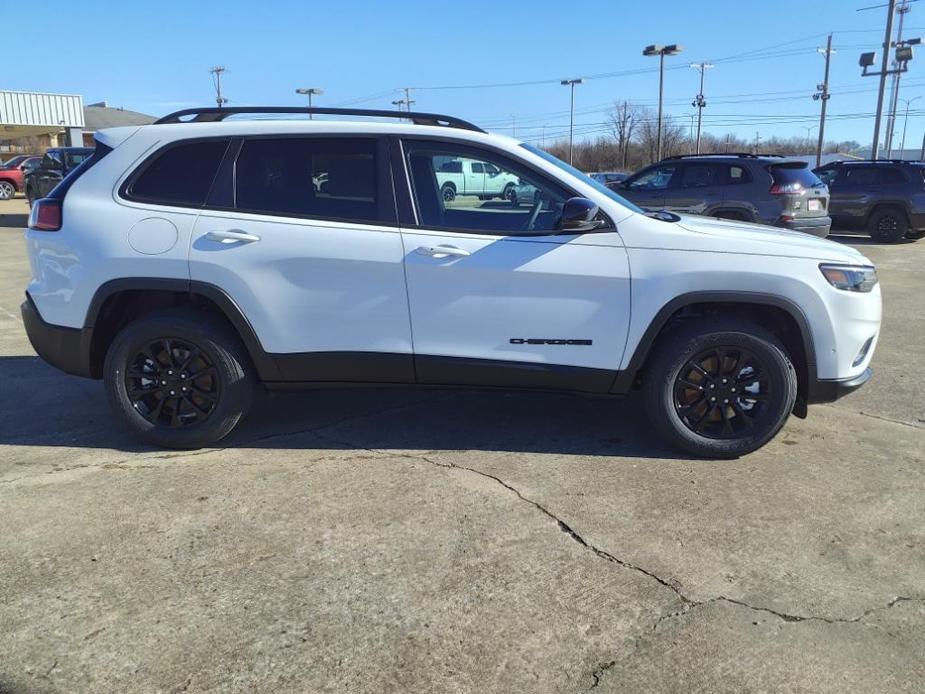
[819,264,878,292]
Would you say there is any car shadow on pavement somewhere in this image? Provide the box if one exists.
[0,355,682,460]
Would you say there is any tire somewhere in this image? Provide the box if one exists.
[441,184,456,202]
[867,206,908,243]
[501,183,515,201]
[642,319,797,459]
[104,308,254,449]
[507,188,519,206]
[0,180,15,201]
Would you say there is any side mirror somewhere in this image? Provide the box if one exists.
[558,197,605,232]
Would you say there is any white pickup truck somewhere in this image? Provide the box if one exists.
[435,157,519,202]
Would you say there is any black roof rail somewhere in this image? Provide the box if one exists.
[153,106,486,133]
[662,152,787,161]
[827,158,923,165]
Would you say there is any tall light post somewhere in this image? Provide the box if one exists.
[560,78,582,165]
[296,88,324,118]
[210,66,228,108]
[813,34,834,168]
[690,62,713,154]
[644,44,683,161]
[899,95,922,156]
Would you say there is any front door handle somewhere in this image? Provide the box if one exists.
[205,229,261,244]
[415,245,471,258]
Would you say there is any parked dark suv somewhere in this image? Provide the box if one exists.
[25,147,95,206]
[813,159,925,243]
[616,154,832,237]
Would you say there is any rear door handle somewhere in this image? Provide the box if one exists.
[205,229,261,244]
[415,245,471,258]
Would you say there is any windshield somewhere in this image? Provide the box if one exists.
[520,143,644,214]
[64,150,94,168]
[1,155,26,169]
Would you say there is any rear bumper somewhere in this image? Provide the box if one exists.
[776,215,832,238]
[807,367,872,404]
[21,294,93,378]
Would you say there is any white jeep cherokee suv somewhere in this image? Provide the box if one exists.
[21,107,881,458]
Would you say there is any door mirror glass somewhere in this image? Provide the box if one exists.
[558,197,605,232]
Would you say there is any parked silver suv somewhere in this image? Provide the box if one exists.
[616,154,832,237]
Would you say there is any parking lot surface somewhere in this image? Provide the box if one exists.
[1,196,923,693]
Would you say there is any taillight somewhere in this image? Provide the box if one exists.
[769,182,804,195]
[28,199,62,231]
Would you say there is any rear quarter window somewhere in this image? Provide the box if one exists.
[123,139,231,207]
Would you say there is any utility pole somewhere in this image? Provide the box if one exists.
[899,95,922,156]
[644,44,684,161]
[814,34,834,168]
[295,88,323,119]
[391,99,405,112]
[560,78,583,165]
[754,131,761,154]
[401,87,415,111]
[885,0,912,156]
[690,62,713,154]
[511,114,516,138]
[209,66,228,108]
[870,0,897,160]
[541,124,546,148]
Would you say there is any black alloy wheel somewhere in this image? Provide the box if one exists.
[673,346,770,439]
[125,337,219,427]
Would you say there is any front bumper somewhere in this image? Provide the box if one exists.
[807,367,872,404]
[21,294,93,378]
[776,215,832,238]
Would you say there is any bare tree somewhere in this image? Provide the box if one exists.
[608,101,639,170]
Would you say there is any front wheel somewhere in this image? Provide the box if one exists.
[0,181,15,200]
[441,184,456,202]
[643,320,797,458]
[104,309,254,449]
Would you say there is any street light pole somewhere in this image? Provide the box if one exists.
[899,95,921,156]
[295,88,324,119]
[690,62,713,154]
[644,44,683,161]
[560,78,583,165]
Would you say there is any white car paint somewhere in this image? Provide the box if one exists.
[24,117,880,389]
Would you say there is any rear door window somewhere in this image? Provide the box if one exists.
[125,139,230,206]
[234,137,390,224]
[727,165,751,185]
[680,164,724,188]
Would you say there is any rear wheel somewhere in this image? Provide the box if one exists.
[441,183,456,202]
[0,181,15,200]
[642,319,797,458]
[104,309,254,449]
[868,207,908,243]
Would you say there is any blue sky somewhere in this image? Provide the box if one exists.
[4,0,923,148]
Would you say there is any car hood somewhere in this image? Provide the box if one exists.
[675,214,871,264]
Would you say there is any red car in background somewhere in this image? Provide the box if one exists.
[0,155,42,200]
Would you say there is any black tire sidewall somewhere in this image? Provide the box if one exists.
[644,324,797,458]
[104,311,253,449]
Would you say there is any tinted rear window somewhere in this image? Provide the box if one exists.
[769,163,823,188]
[234,137,381,223]
[126,139,230,206]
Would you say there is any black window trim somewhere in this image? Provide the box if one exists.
[394,133,615,237]
[118,134,401,229]
[225,133,398,228]
[118,136,233,210]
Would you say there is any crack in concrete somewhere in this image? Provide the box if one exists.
[820,403,924,431]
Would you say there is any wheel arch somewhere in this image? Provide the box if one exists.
[85,278,279,380]
[864,201,912,226]
[613,291,816,413]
